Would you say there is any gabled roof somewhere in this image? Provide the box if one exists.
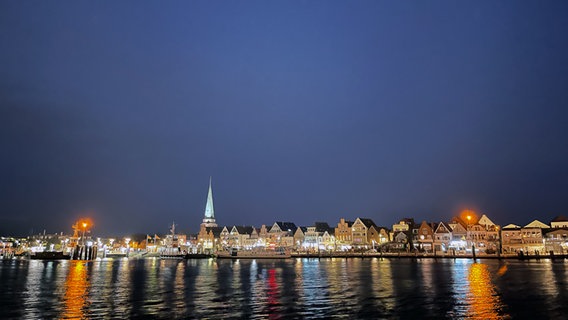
[233,226,255,235]
[357,218,378,229]
[322,229,335,236]
[478,214,495,227]
[544,228,568,234]
[434,222,452,234]
[294,226,308,235]
[448,222,466,233]
[272,222,297,233]
[343,220,354,227]
[524,220,550,229]
[449,216,467,228]
[257,225,269,234]
[502,223,521,229]
[551,215,568,222]
[418,221,434,232]
[373,225,391,232]
[205,227,224,237]
[394,231,409,240]
[314,222,333,233]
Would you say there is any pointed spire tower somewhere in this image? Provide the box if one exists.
[201,177,218,228]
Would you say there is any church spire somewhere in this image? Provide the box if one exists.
[205,177,214,219]
[201,177,217,227]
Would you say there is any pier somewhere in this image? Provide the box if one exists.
[290,251,568,260]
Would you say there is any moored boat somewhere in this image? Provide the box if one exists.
[159,222,185,259]
[105,252,128,258]
[30,251,71,260]
[160,250,185,259]
[217,248,291,259]
[184,253,211,259]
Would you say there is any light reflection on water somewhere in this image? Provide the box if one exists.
[63,261,90,319]
[419,258,437,313]
[467,263,508,319]
[1,258,567,319]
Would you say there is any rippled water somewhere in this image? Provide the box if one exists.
[1,257,567,319]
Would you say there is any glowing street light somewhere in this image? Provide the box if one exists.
[82,227,87,246]
[74,218,93,247]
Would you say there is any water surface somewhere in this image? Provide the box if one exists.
[1,258,566,319]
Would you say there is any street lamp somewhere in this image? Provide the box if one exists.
[466,215,472,246]
[466,215,476,259]
[81,222,88,246]
[496,226,502,256]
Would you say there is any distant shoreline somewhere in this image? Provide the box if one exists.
[289,252,568,260]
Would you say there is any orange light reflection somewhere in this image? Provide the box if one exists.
[467,263,508,319]
[63,261,90,319]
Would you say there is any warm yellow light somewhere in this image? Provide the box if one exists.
[460,209,477,225]
[467,263,507,318]
[75,218,93,231]
[63,261,89,319]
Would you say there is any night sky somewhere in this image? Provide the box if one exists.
[1,1,567,237]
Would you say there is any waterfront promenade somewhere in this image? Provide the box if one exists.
[291,251,568,260]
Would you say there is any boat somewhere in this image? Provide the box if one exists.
[184,253,212,259]
[159,222,185,259]
[217,247,291,259]
[160,249,185,259]
[104,252,128,258]
[30,251,71,260]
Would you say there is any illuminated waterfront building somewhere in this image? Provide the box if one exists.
[448,219,468,252]
[466,214,500,253]
[320,228,336,251]
[198,226,224,251]
[501,220,548,254]
[335,218,354,247]
[544,216,568,254]
[351,218,389,248]
[415,221,435,252]
[390,218,415,251]
[433,222,452,252]
[520,220,548,254]
[197,177,221,251]
[550,215,568,229]
[544,228,568,254]
[227,226,256,249]
[501,224,523,253]
[293,227,307,249]
[268,222,297,248]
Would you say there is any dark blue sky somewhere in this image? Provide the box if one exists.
[1,1,567,236]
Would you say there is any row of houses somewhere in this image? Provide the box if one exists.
[501,217,568,254]
[196,215,568,255]
[197,218,390,252]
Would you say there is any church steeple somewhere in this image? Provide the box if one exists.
[201,177,217,227]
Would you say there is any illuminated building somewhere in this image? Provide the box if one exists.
[201,177,217,228]
[334,218,354,247]
[415,221,434,252]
